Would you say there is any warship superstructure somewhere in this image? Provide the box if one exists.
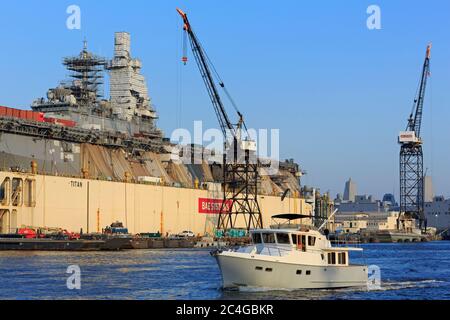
[0,33,311,236]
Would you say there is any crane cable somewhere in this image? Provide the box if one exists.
[195,35,250,136]
[177,19,185,129]
[429,62,433,178]
[182,27,188,65]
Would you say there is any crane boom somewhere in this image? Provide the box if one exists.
[407,44,431,138]
[177,8,235,138]
[177,8,263,232]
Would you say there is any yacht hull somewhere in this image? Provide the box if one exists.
[216,253,368,290]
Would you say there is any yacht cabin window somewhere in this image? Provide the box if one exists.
[308,236,316,246]
[338,252,347,265]
[291,234,297,245]
[328,252,347,265]
[276,233,291,244]
[252,233,262,244]
[293,235,307,252]
[328,252,336,265]
[262,233,276,244]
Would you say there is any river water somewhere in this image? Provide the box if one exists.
[0,242,449,300]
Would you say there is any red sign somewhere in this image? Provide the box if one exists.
[198,198,232,214]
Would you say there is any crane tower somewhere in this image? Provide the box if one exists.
[398,44,431,233]
[177,8,263,232]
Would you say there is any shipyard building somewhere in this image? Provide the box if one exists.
[332,177,449,237]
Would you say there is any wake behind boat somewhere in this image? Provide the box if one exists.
[213,214,368,290]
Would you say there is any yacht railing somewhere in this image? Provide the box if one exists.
[265,245,292,257]
[233,244,293,257]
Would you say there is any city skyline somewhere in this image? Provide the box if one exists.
[0,0,449,199]
[335,176,438,204]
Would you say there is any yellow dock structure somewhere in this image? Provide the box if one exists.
[0,171,312,236]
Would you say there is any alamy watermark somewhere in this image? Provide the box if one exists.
[66,5,81,30]
[66,265,81,290]
[367,265,381,290]
[170,121,280,175]
[367,5,382,30]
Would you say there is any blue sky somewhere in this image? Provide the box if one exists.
[0,0,449,199]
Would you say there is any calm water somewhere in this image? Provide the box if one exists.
[0,242,449,300]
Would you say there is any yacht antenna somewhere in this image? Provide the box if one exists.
[318,209,338,232]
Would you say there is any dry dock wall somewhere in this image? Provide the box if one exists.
[0,171,312,236]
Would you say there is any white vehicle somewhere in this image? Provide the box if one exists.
[212,214,368,290]
[178,230,195,238]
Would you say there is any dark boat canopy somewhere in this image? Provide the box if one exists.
[271,214,313,221]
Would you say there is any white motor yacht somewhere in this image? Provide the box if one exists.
[213,214,368,290]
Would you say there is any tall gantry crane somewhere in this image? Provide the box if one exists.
[177,8,263,232]
[398,44,431,233]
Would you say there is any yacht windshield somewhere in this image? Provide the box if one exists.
[276,233,291,244]
[252,233,262,244]
[262,233,276,244]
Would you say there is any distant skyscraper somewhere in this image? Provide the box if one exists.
[382,193,398,206]
[343,178,356,202]
[424,176,434,203]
